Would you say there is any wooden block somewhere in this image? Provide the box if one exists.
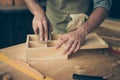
[14,0,25,6]
[51,34,61,40]
[26,47,67,61]
[0,0,13,6]
[26,33,108,62]
[26,34,68,62]
[28,42,47,48]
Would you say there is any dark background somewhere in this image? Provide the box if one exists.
[109,0,120,19]
[0,0,120,49]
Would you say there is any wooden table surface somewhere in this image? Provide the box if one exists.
[0,44,120,80]
[0,19,120,80]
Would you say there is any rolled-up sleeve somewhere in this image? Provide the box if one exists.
[93,0,112,11]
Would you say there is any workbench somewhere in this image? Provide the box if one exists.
[0,19,120,80]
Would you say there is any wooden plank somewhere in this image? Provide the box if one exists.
[80,33,108,49]
[100,19,120,32]
[101,36,120,41]
[0,52,45,80]
[0,52,54,80]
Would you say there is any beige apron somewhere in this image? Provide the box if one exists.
[46,0,92,34]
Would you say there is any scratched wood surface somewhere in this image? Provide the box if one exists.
[0,44,120,80]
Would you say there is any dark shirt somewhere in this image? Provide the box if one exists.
[94,0,112,11]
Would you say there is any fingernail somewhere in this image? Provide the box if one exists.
[67,52,71,55]
[73,51,76,53]
[45,38,47,41]
[40,38,43,41]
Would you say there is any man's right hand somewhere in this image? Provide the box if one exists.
[32,13,51,41]
[24,0,52,41]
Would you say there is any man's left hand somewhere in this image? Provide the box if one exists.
[56,27,87,55]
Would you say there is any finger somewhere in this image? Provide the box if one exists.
[32,22,38,34]
[56,37,67,49]
[49,22,53,32]
[39,24,44,41]
[63,40,74,54]
[73,41,80,53]
[33,25,39,34]
[43,21,48,41]
[66,41,78,55]
[63,43,71,54]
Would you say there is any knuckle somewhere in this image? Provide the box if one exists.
[70,38,74,41]
[59,37,64,40]
[38,23,42,26]
[43,20,47,24]
[69,48,73,52]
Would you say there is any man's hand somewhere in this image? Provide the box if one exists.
[32,13,52,41]
[56,27,87,55]
[32,13,48,41]
[24,0,52,41]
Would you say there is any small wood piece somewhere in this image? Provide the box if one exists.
[26,34,68,61]
[112,47,120,51]
[26,33,108,62]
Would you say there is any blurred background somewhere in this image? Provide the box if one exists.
[0,0,119,49]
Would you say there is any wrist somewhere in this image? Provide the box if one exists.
[76,25,89,37]
[33,8,45,16]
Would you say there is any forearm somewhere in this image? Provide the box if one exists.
[24,0,44,15]
[77,7,108,35]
